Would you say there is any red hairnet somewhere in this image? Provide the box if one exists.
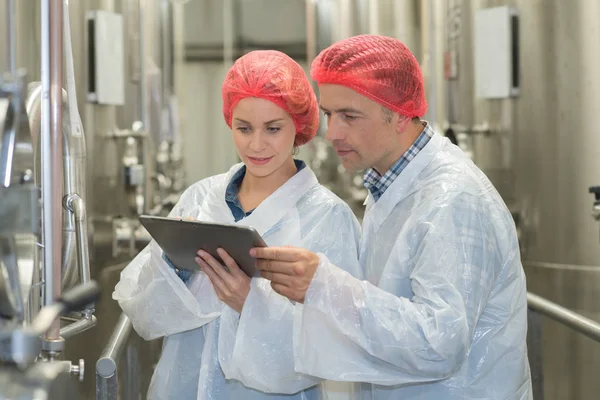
[222,50,319,146]
[311,34,427,118]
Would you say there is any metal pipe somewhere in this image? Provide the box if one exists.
[444,0,459,127]
[60,105,86,290]
[527,292,600,343]
[41,0,64,342]
[61,220,77,287]
[527,308,545,400]
[426,0,436,126]
[420,0,431,122]
[338,0,353,40]
[28,0,89,295]
[305,0,317,70]
[65,194,90,284]
[60,313,96,339]
[26,82,88,290]
[392,0,418,57]
[126,0,141,84]
[138,0,147,128]
[60,314,81,322]
[96,313,133,379]
[96,371,118,400]
[28,247,42,323]
[368,0,380,35]
[124,343,141,399]
[5,0,16,75]
[160,0,173,99]
[138,0,153,214]
[0,237,24,320]
[222,0,234,67]
[61,0,88,290]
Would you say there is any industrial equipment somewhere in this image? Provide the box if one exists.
[0,0,186,397]
[0,281,101,399]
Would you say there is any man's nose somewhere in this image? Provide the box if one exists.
[325,120,344,142]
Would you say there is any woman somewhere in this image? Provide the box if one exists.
[113,50,362,399]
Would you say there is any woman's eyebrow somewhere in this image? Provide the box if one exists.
[264,118,284,125]
[234,118,285,124]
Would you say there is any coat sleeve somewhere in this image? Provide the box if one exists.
[218,204,363,394]
[112,183,223,340]
[293,193,509,386]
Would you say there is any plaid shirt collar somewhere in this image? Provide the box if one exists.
[363,123,434,202]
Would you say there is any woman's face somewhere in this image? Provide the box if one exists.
[232,97,297,178]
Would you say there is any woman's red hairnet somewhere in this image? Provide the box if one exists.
[222,50,319,146]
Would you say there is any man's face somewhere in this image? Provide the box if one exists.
[318,84,399,173]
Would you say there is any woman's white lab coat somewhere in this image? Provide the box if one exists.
[113,164,362,399]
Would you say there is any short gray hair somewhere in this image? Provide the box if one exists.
[381,106,394,123]
[381,107,423,125]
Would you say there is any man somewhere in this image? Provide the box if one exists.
[251,34,532,399]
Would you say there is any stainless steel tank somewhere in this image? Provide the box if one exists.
[443,1,600,398]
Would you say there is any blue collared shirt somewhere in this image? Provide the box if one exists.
[165,159,307,282]
[225,159,307,222]
[363,123,434,202]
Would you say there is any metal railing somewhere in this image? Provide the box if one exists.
[96,292,600,400]
[527,292,600,342]
[526,291,600,400]
[96,312,132,400]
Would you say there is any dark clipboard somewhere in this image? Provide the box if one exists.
[139,215,267,277]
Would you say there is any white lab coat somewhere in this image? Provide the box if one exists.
[113,164,362,400]
[292,132,533,399]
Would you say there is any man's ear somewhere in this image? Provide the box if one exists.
[395,114,411,134]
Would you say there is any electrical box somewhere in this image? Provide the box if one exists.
[125,164,145,187]
[87,10,125,105]
[474,6,520,99]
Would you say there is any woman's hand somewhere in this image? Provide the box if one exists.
[196,248,251,313]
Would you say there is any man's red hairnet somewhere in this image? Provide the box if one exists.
[311,34,428,118]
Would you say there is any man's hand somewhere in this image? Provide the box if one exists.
[196,248,251,313]
[250,247,320,303]
[174,215,195,221]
